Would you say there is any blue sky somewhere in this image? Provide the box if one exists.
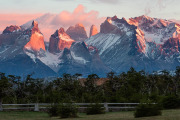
[0,0,179,19]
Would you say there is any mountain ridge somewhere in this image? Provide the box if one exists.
[0,15,180,77]
[86,15,180,73]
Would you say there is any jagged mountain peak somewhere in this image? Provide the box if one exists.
[66,23,88,41]
[90,25,98,37]
[3,25,21,34]
[103,15,180,45]
[58,27,65,34]
[112,15,118,20]
[86,15,180,74]
[106,15,118,22]
[49,27,75,53]
[67,23,86,31]
[128,15,174,27]
[136,15,154,20]
[75,23,85,28]
[30,20,41,34]
[32,20,38,28]
[53,27,66,37]
[100,16,136,35]
[24,21,45,52]
[128,15,156,25]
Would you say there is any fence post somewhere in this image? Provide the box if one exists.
[104,103,109,112]
[34,103,39,112]
[0,105,3,111]
[0,101,3,111]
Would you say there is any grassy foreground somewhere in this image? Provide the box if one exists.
[0,109,179,120]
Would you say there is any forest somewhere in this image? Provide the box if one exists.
[0,67,180,105]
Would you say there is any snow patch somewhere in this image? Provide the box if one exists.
[11,48,17,53]
[144,31,164,44]
[71,51,88,64]
[37,51,62,72]
[86,34,121,55]
[145,43,150,57]
[59,34,74,42]
[25,51,36,63]
[0,46,9,54]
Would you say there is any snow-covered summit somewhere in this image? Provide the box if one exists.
[86,15,180,73]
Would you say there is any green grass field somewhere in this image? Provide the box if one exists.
[0,109,179,120]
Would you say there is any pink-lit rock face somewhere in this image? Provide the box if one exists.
[90,25,98,37]
[163,37,180,54]
[66,24,88,41]
[3,25,21,34]
[100,17,119,34]
[24,21,45,52]
[49,27,75,53]
[135,28,146,53]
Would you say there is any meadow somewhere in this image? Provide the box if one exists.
[0,109,180,120]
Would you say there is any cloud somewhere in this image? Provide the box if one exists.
[0,5,105,41]
[52,5,104,28]
[22,4,105,41]
[157,0,166,10]
[145,7,151,16]
[49,4,105,38]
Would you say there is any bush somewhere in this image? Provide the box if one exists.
[134,103,162,118]
[86,103,105,115]
[58,103,78,118]
[47,104,59,117]
[161,95,180,109]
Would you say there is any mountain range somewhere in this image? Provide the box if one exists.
[0,15,180,78]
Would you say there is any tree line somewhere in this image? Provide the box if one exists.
[0,67,180,106]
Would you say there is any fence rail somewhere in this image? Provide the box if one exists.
[1,103,141,112]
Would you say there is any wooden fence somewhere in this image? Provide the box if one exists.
[1,103,141,112]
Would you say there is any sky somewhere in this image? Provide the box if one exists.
[0,0,179,18]
[0,0,180,39]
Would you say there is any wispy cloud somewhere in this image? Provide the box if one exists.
[0,4,105,41]
[22,4,105,41]
[51,4,105,28]
[49,4,105,38]
[144,0,174,16]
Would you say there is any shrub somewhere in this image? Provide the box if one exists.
[47,104,59,117]
[161,95,180,109]
[58,103,78,118]
[86,103,105,115]
[134,103,162,118]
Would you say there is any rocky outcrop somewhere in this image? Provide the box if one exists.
[24,21,45,52]
[66,24,88,41]
[100,16,130,35]
[49,28,75,53]
[89,25,98,37]
[100,18,117,34]
[3,25,21,34]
